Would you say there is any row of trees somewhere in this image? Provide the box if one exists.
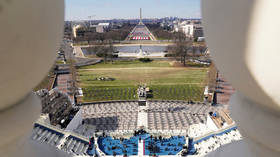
[72,23,191,43]
[147,24,187,40]
[86,41,116,64]
[147,24,175,40]
[73,25,133,43]
[70,23,207,67]
[84,31,207,67]
[167,31,197,66]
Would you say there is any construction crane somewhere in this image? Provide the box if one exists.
[88,15,96,27]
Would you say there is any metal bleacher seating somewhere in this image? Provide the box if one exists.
[31,124,64,147]
[60,135,91,156]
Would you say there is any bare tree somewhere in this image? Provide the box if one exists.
[175,41,192,66]
[173,31,186,41]
[169,32,193,66]
[96,40,115,64]
[108,41,116,63]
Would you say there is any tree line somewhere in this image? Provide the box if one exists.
[167,31,207,66]
[73,25,132,44]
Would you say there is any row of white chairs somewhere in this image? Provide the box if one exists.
[82,102,138,115]
[60,136,89,156]
[147,111,206,130]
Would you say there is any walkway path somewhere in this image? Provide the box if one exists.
[82,67,205,71]
[137,111,148,128]
[74,46,85,58]
[138,140,144,156]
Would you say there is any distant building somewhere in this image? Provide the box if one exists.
[98,22,110,28]
[96,23,110,33]
[182,24,194,37]
[95,25,104,33]
[194,27,204,39]
[88,23,111,33]
[173,20,204,39]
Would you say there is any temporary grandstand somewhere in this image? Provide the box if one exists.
[126,8,157,41]
[36,89,76,128]
[30,99,241,156]
[32,81,242,156]
[31,123,96,156]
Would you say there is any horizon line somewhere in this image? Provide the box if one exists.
[65,17,202,22]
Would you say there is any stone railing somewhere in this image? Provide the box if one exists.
[0,0,65,156]
[1,0,280,157]
[202,0,280,157]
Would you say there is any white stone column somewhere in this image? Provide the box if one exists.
[202,0,280,156]
[0,0,65,156]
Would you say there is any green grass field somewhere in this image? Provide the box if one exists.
[78,60,208,102]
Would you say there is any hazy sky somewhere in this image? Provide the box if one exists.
[65,0,201,21]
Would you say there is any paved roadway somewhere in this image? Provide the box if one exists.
[60,39,75,61]
[60,39,101,66]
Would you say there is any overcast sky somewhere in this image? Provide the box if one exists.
[65,0,201,21]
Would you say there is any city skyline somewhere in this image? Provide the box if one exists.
[65,0,201,21]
